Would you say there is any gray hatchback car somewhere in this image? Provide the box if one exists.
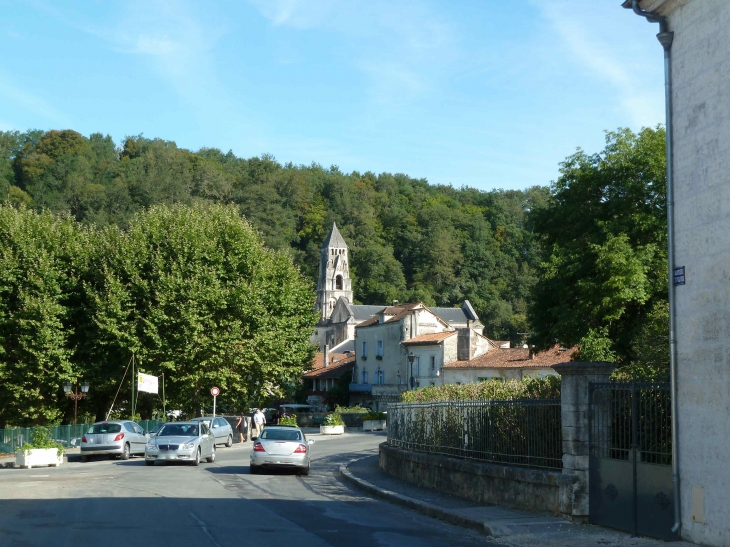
[80,420,149,461]
[190,416,233,447]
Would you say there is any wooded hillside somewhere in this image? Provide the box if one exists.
[1,129,547,343]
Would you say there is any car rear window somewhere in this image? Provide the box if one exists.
[260,429,301,441]
[87,423,122,434]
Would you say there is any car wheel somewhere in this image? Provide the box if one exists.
[299,464,310,476]
[225,435,232,447]
[192,448,201,466]
[207,446,216,463]
[145,460,155,466]
[81,456,89,463]
[250,465,259,475]
[120,443,130,460]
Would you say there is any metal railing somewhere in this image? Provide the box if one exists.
[590,381,672,465]
[387,399,562,470]
[0,419,165,454]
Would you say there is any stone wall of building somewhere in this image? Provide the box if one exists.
[652,0,730,544]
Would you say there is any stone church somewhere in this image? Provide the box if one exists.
[312,223,478,350]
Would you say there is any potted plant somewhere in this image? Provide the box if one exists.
[362,412,387,431]
[15,427,64,469]
[319,413,345,435]
[279,414,298,427]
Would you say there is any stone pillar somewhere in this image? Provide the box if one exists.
[553,361,616,522]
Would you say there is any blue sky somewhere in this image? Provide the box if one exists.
[1,0,664,191]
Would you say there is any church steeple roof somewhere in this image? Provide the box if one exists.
[321,222,347,249]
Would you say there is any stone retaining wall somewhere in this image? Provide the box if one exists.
[379,442,578,518]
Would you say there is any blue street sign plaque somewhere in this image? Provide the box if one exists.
[674,266,685,286]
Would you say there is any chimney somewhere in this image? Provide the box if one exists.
[323,344,329,368]
[457,328,475,361]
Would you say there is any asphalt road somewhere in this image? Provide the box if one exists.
[0,431,494,547]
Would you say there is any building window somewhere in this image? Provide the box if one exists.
[376,340,384,357]
[362,369,368,384]
[361,341,368,357]
[430,355,435,372]
[335,275,343,290]
[376,370,384,384]
[397,372,402,384]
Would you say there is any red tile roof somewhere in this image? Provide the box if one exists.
[302,356,356,379]
[401,331,457,345]
[443,345,577,369]
[310,352,348,371]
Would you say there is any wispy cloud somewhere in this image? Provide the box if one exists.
[248,0,457,108]
[28,0,232,128]
[531,0,664,128]
[0,71,70,126]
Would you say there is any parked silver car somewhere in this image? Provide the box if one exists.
[144,421,215,466]
[249,426,314,475]
[190,416,233,447]
[80,421,149,461]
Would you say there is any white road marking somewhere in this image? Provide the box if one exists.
[188,511,222,547]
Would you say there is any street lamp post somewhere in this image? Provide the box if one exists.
[63,380,90,425]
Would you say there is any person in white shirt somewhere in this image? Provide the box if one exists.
[253,408,266,437]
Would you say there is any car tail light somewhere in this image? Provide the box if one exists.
[81,435,87,443]
[253,442,266,453]
[113,433,124,442]
[293,444,307,454]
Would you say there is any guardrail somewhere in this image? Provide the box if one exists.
[0,420,166,454]
[387,399,562,470]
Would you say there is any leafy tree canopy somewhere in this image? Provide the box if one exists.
[529,127,668,370]
[2,129,546,344]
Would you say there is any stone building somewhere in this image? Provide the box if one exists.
[626,2,730,544]
[350,302,489,410]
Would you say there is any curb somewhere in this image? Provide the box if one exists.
[338,458,493,536]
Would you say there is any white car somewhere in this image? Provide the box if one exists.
[144,422,216,466]
[250,426,314,475]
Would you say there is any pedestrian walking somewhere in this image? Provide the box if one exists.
[253,408,266,437]
[235,412,249,443]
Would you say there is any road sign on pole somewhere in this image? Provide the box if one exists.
[211,387,220,417]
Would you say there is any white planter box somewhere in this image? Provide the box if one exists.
[15,448,63,469]
[319,425,344,435]
[363,420,387,432]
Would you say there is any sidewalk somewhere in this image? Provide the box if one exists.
[340,455,694,547]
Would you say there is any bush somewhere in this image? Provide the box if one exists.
[279,414,298,427]
[400,376,561,403]
[333,405,369,414]
[22,427,64,457]
[362,412,386,422]
[322,413,344,426]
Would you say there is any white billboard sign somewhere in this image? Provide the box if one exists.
[137,372,159,394]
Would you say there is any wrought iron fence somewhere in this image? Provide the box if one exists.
[0,419,165,454]
[590,382,672,465]
[387,399,562,470]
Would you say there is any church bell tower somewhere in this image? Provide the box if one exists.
[315,223,353,322]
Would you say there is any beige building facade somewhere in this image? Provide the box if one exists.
[629,1,730,544]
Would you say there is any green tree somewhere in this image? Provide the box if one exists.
[85,204,317,417]
[0,205,87,427]
[529,127,667,362]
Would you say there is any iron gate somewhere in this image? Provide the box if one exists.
[589,382,676,541]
